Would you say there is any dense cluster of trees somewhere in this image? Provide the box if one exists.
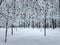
[0,0,59,28]
[0,0,59,42]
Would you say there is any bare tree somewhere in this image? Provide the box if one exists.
[0,0,18,42]
[43,0,49,36]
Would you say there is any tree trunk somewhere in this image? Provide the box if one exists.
[44,14,46,36]
[44,28,46,36]
[5,21,8,42]
[58,5,60,28]
[44,24,46,36]
[24,22,25,28]
[11,27,13,35]
[52,18,55,29]
[54,20,56,28]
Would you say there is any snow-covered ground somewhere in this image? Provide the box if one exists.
[0,28,60,45]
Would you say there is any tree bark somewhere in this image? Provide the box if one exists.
[44,19,46,36]
[44,13,46,36]
[11,27,13,35]
[44,28,46,36]
[5,21,8,42]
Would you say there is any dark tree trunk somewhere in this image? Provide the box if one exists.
[23,22,25,28]
[44,25,46,36]
[11,27,13,35]
[59,19,60,27]
[44,15,46,36]
[44,28,46,36]
[59,0,60,28]
[5,21,8,42]
[52,18,55,29]
[11,24,14,35]
[54,20,56,28]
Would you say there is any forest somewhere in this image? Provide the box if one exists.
[0,0,60,44]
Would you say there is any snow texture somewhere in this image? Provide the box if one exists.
[0,28,60,45]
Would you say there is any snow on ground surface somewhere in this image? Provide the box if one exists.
[0,28,60,45]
